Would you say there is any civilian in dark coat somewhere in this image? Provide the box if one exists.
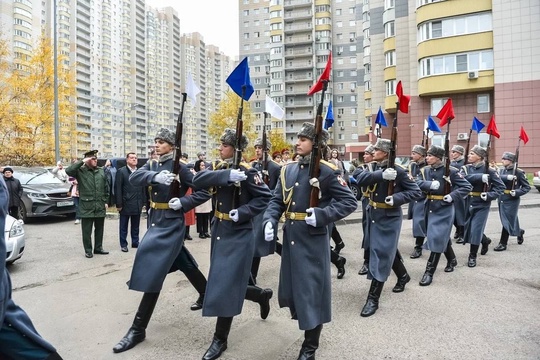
[415,145,472,286]
[0,177,63,359]
[2,167,23,219]
[112,128,211,354]
[355,138,422,317]
[115,152,145,251]
[494,151,531,251]
[193,128,273,360]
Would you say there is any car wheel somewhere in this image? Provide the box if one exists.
[350,184,361,200]
[18,203,28,223]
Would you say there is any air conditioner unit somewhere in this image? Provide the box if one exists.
[340,126,345,130]
[337,114,342,118]
[457,133,469,140]
[337,51,342,55]
[349,38,355,42]
[468,71,478,79]
[350,88,355,92]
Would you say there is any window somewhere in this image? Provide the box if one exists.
[478,133,489,147]
[336,9,342,15]
[384,21,395,38]
[385,80,396,96]
[431,98,449,115]
[431,135,444,147]
[418,12,493,42]
[419,50,494,77]
[243,10,249,16]
[337,21,343,28]
[385,0,395,9]
[477,94,490,113]
[351,120,358,127]
[385,51,396,67]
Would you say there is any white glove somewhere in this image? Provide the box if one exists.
[264,222,274,242]
[481,174,489,184]
[510,190,516,197]
[305,208,317,227]
[168,197,182,210]
[382,168,397,181]
[443,194,453,203]
[385,196,394,206]
[480,192,488,201]
[57,161,62,166]
[506,175,515,181]
[154,170,175,185]
[229,209,239,222]
[430,181,440,190]
[229,169,247,182]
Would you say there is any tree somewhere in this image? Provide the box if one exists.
[0,36,76,166]
[268,128,293,157]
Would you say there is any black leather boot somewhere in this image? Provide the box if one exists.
[360,280,384,317]
[392,251,410,293]
[468,245,479,267]
[184,268,207,311]
[494,228,509,252]
[443,239,457,272]
[250,257,261,285]
[113,292,160,353]
[331,248,346,279]
[517,229,525,244]
[332,225,345,254]
[202,317,232,360]
[245,285,273,320]
[480,234,491,255]
[358,249,369,275]
[455,226,465,244]
[419,252,441,286]
[410,237,424,258]
[297,324,323,360]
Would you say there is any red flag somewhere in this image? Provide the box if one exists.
[486,115,500,138]
[520,126,529,144]
[436,99,455,127]
[307,52,332,95]
[395,81,410,114]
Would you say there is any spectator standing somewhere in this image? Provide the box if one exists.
[194,160,212,238]
[115,153,145,252]
[104,159,117,207]
[65,150,110,258]
[2,167,22,219]
[51,161,68,182]
[69,177,81,224]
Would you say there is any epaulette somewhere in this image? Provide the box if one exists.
[395,163,406,170]
[240,161,252,169]
[320,159,338,170]
[517,167,526,174]
[270,159,282,166]
[449,165,459,172]
[179,159,188,165]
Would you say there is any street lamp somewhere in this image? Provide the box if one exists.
[123,103,139,156]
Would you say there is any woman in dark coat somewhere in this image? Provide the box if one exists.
[2,167,23,219]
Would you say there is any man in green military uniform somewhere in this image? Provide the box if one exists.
[66,150,110,258]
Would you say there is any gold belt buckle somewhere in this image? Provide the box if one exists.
[217,212,223,219]
[290,212,296,220]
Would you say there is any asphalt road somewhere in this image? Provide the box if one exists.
[7,191,540,360]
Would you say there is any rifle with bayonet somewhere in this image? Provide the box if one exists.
[308,81,328,207]
[262,112,269,185]
[232,85,247,207]
[387,112,398,196]
[168,92,187,200]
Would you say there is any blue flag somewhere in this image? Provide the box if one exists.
[324,101,334,130]
[226,57,254,101]
[471,116,485,134]
[427,115,442,133]
[375,107,387,127]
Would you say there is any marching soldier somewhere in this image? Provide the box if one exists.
[355,138,422,317]
[415,145,472,285]
[193,129,273,360]
[113,128,211,353]
[250,137,282,284]
[494,152,530,251]
[407,145,428,259]
[450,145,467,243]
[355,144,376,276]
[460,145,505,267]
[263,122,357,360]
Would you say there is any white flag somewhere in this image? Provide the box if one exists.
[265,95,285,120]
[186,73,201,108]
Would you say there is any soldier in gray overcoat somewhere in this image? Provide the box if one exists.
[494,151,530,251]
[112,128,211,354]
[415,145,472,286]
[450,144,467,243]
[407,145,428,259]
[263,123,357,360]
[193,129,273,360]
[0,177,63,359]
[355,138,422,317]
[460,145,505,267]
[250,137,281,284]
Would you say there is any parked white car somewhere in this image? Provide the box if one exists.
[5,215,25,264]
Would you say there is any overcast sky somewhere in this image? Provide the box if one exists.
[147,0,239,57]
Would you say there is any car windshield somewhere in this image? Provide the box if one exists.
[14,168,65,185]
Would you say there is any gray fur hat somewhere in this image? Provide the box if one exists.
[155,127,175,145]
[501,151,516,162]
[364,144,375,154]
[373,138,392,153]
[254,137,272,151]
[451,144,465,154]
[471,145,487,159]
[412,145,427,157]
[297,122,330,145]
[220,128,249,151]
[427,145,445,159]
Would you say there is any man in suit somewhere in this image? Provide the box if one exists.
[0,177,63,359]
[115,152,145,252]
